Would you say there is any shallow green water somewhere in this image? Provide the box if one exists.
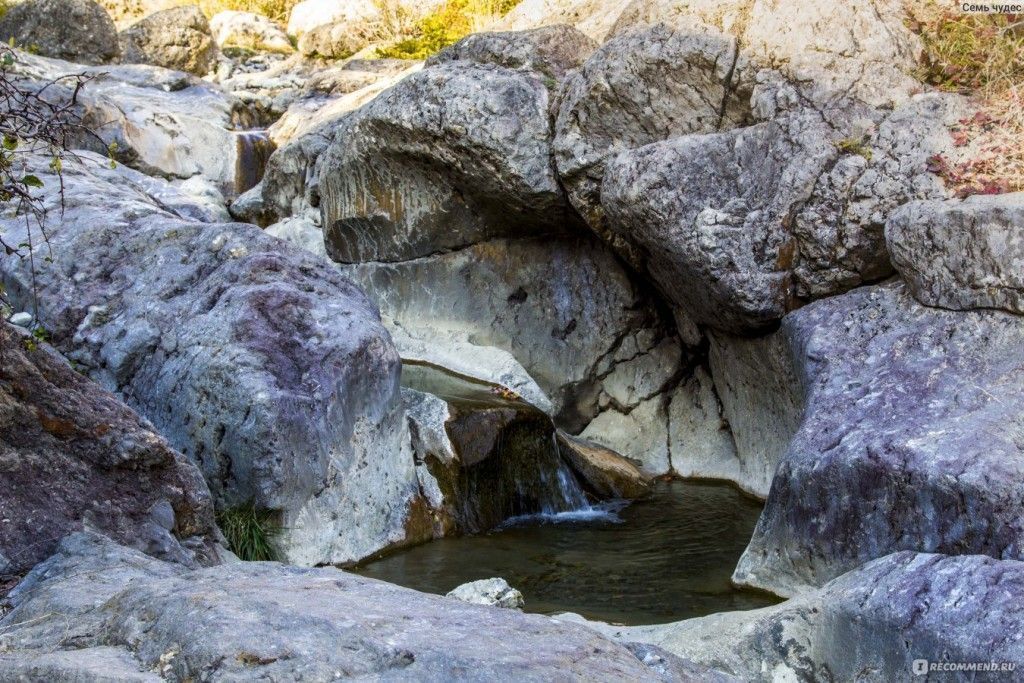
[355,480,780,625]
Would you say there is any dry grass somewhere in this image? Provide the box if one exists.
[196,0,299,23]
[376,0,521,59]
[907,3,1024,196]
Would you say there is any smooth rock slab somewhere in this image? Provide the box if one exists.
[0,532,692,681]
[0,152,422,566]
[886,192,1024,314]
[0,323,220,575]
[586,551,1024,681]
[342,235,679,434]
[9,50,239,191]
[733,281,1024,597]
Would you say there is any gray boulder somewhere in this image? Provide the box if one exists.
[732,281,1024,597]
[296,16,378,58]
[0,323,221,576]
[0,532,694,681]
[0,0,119,64]
[886,192,1024,315]
[447,577,526,609]
[589,551,1024,681]
[601,91,967,333]
[209,10,293,53]
[428,25,598,85]
[119,5,218,76]
[317,61,579,264]
[0,152,424,566]
[608,0,923,108]
[554,24,754,247]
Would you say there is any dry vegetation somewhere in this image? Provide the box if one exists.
[375,0,521,59]
[907,3,1024,196]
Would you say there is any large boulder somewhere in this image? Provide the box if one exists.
[0,532,698,681]
[609,0,923,107]
[427,25,599,85]
[0,152,424,566]
[554,24,754,246]
[118,5,219,76]
[318,61,579,264]
[9,50,239,192]
[731,281,1024,597]
[886,192,1024,315]
[499,0,923,107]
[0,0,119,64]
[587,551,1024,681]
[210,10,293,53]
[601,91,967,333]
[0,324,221,576]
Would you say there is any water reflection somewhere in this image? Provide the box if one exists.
[355,480,780,625]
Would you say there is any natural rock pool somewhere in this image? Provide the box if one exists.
[355,479,780,625]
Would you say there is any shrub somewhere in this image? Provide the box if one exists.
[216,502,281,561]
[376,0,520,59]
[907,4,1024,196]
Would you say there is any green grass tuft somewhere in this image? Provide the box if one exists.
[216,502,281,562]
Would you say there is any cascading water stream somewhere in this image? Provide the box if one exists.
[233,129,275,196]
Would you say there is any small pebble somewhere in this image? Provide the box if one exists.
[9,312,33,327]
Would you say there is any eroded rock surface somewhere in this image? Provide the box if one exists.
[887,192,1024,315]
[733,282,1024,596]
[318,62,577,263]
[0,324,221,575]
[554,24,754,244]
[0,153,423,566]
[0,532,693,681]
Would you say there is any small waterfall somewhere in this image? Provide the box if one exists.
[234,130,275,196]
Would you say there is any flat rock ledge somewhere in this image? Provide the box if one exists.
[0,532,722,682]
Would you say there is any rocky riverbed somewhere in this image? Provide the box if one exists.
[1,0,1023,680]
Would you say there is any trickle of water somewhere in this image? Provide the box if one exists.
[234,130,275,196]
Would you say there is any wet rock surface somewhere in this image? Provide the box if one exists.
[0,324,221,576]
